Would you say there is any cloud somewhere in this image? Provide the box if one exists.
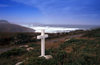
[11,0,98,15]
[11,0,100,25]
[0,4,9,7]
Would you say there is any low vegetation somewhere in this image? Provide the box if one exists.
[0,32,68,46]
[0,48,27,58]
[0,28,100,65]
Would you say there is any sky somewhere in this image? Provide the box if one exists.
[0,0,100,25]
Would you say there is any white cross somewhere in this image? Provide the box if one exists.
[37,29,48,57]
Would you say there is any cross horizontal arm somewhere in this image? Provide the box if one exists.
[37,34,48,39]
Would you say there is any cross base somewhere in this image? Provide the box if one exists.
[39,55,53,59]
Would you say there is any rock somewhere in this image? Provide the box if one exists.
[26,47,34,51]
[19,45,29,48]
[65,39,70,41]
[15,61,23,65]
[24,45,29,48]
[45,55,53,59]
[39,55,53,59]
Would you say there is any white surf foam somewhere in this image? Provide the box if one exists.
[21,24,80,33]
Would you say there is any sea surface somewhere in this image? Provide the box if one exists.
[21,24,100,33]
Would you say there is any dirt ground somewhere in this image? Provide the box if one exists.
[37,34,82,49]
[0,34,82,54]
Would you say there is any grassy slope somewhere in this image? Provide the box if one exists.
[0,28,100,65]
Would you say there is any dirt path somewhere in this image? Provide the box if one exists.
[37,34,82,49]
[0,34,82,54]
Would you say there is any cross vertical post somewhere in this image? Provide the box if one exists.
[41,30,45,56]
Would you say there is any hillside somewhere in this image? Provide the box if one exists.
[0,20,35,32]
[0,28,100,65]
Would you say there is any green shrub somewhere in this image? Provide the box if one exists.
[83,28,100,37]
[0,48,27,58]
[29,43,39,47]
[54,50,68,65]
[59,39,87,49]
[25,57,57,65]
[0,58,17,65]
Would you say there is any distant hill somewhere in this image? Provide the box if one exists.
[0,20,9,23]
[0,20,35,32]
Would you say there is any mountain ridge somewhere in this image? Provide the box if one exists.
[0,20,35,32]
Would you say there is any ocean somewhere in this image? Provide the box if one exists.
[21,24,100,33]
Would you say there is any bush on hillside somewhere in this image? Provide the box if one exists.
[0,48,27,58]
